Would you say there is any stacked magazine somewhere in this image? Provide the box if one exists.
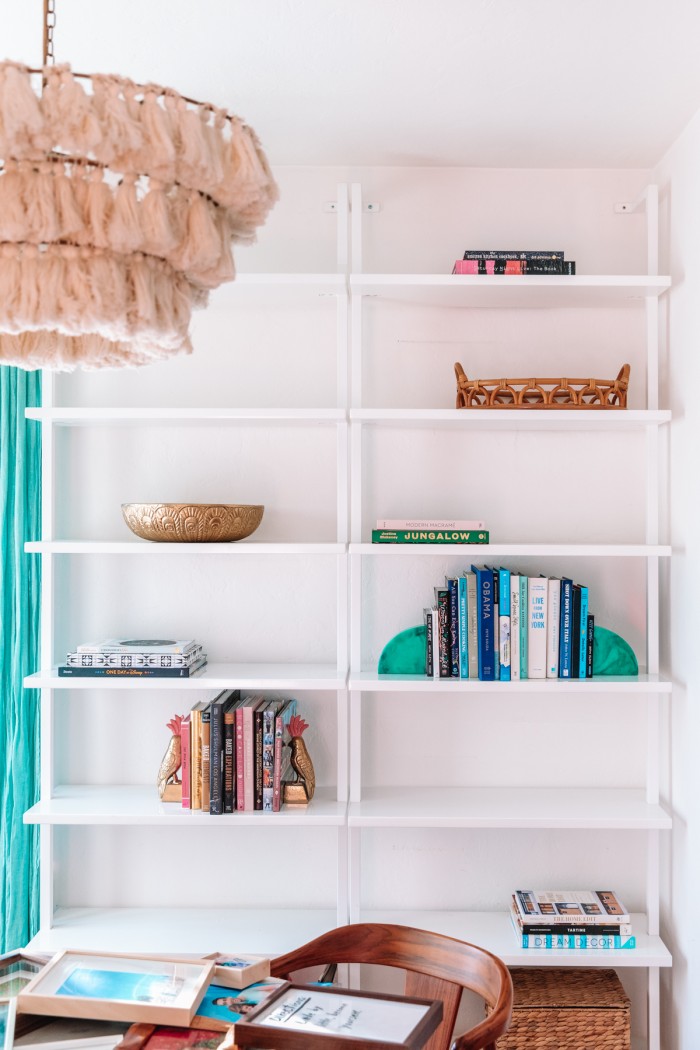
[58,638,207,678]
[511,889,635,950]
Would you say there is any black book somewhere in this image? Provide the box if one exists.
[253,697,267,810]
[224,696,247,812]
[570,585,582,679]
[57,658,207,678]
[209,689,241,815]
[434,588,451,678]
[586,614,595,678]
[463,250,565,260]
[424,607,434,677]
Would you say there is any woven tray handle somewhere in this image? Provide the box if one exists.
[454,361,631,409]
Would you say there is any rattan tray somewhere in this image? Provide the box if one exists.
[488,967,630,1050]
[455,362,630,409]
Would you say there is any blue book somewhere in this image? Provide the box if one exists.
[471,565,495,680]
[458,575,469,679]
[446,577,459,677]
[519,575,528,678]
[486,567,500,678]
[498,567,511,681]
[578,585,589,678]
[559,578,573,678]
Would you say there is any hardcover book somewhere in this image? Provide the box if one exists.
[57,658,207,679]
[446,577,459,678]
[457,576,469,679]
[371,529,489,544]
[546,576,561,679]
[209,690,241,816]
[180,714,191,810]
[463,250,565,260]
[510,574,520,681]
[559,578,573,678]
[498,567,511,681]
[75,639,199,655]
[471,566,495,681]
[570,584,582,679]
[518,575,528,679]
[189,701,207,811]
[65,647,204,668]
[513,889,630,924]
[376,518,486,530]
[579,585,589,679]
[465,571,478,679]
[527,577,548,679]
[272,698,298,812]
[200,702,212,813]
[434,588,451,679]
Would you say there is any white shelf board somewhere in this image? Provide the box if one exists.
[210,271,346,305]
[351,408,671,430]
[24,785,346,826]
[357,910,671,968]
[26,407,346,426]
[351,273,671,308]
[349,672,672,693]
[348,787,671,830]
[352,543,671,557]
[25,907,340,955]
[25,663,345,690]
[26,541,345,555]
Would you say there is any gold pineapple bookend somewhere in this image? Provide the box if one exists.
[158,714,184,802]
[283,715,316,806]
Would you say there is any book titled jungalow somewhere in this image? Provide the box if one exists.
[372,529,489,544]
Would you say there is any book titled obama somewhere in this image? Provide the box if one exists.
[233,982,442,1050]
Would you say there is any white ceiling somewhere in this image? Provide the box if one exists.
[5,0,700,168]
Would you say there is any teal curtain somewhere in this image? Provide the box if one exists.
[0,367,41,952]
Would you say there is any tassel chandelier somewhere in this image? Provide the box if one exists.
[0,1,278,370]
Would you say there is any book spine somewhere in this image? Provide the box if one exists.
[273,700,297,812]
[571,584,582,678]
[243,702,255,811]
[527,577,548,679]
[424,607,434,677]
[490,569,500,679]
[519,575,528,678]
[510,574,520,681]
[235,706,245,811]
[518,922,633,936]
[498,567,510,681]
[458,576,469,679]
[57,662,206,677]
[209,703,223,816]
[435,588,451,678]
[371,529,489,543]
[586,614,595,678]
[200,707,211,813]
[66,648,203,668]
[76,642,197,654]
[466,573,478,679]
[578,585,589,678]
[376,519,486,530]
[253,702,264,810]
[447,577,459,677]
[559,578,573,677]
[463,250,565,260]
[472,566,495,680]
[546,577,561,679]
[518,932,636,949]
[262,704,276,811]
[180,714,191,810]
[223,712,235,812]
[430,608,440,679]
[190,709,202,811]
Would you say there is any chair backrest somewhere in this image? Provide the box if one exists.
[270,922,513,1050]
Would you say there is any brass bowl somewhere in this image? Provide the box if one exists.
[121,503,264,542]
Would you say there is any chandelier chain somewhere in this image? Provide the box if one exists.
[43,0,56,66]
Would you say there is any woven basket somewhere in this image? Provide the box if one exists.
[489,967,630,1050]
[455,362,630,409]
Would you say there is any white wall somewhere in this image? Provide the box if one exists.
[654,111,700,1050]
[55,164,657,1037]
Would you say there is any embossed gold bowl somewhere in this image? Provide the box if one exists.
[121,503,264,542]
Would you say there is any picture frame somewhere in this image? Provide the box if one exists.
[0,950,52,1039]
[201,955,270,992]
[233,982,443,1050]
[18,952,215,1027]
[190,979,284,1032]
[113,1022,232,1050]
[0,997,17,1050]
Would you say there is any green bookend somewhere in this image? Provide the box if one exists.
[593,626,638,675]
[378,625,426,674]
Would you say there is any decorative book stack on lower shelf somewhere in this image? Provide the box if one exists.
[510,889,635,950]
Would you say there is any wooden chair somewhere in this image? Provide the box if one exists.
[271,922,513,1050]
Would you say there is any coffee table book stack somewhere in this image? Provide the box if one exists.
[510,890,635,950]
[58,640,207,679]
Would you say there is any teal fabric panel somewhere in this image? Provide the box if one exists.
[0,367,41,952]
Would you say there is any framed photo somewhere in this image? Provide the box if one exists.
[191,979,284,1032]
[201,955,270,991]
[233,982,443,1050]
[14,1016,130,1050]
[0,998,17,1050]
[0,950,51,1039]
[18,952,215,1027]
[115,1023,232,1050]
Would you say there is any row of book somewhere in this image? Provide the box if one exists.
[452,249,576,276]
[511,889,635,950]
[372,518,488,545]
[58,638,207,678]
[180,690,298,814]
[424,568,594,680]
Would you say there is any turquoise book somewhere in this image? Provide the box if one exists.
[458,575,469,678]
[578,585,589,678]
[498,567,511,681]
[519,575,528,679]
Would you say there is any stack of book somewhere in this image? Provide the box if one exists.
[424,568,595,680]
[58,638,207,678]
[452,250,576,275]
[372,518,488,544]
[180,691,299,814]
[511,889,635,950]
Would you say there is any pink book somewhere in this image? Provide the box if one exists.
[180,714,191,809]
[452,259,478,275]
[235,706,245,810]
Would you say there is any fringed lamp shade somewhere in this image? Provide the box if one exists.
[0,60,278,370]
